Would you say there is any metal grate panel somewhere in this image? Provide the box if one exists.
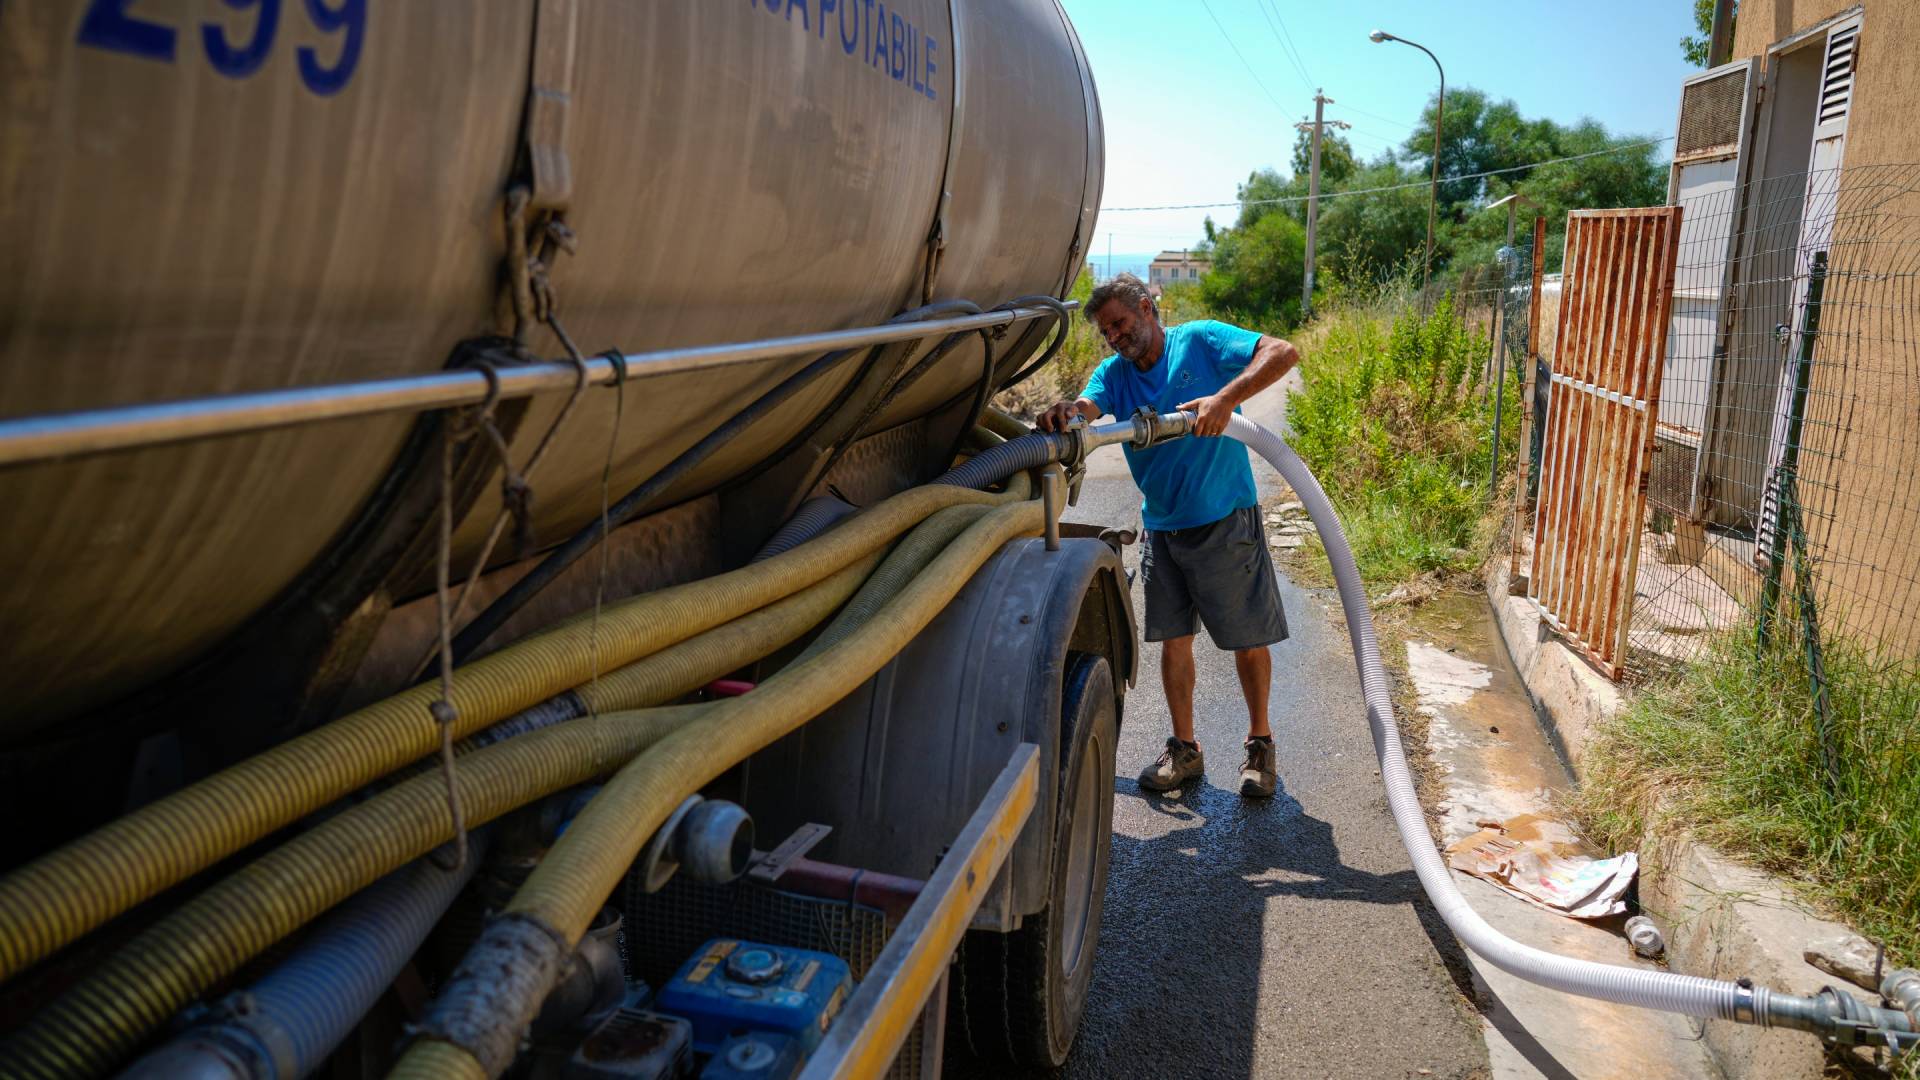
[1531,207,1684,678]
[1676,69,1746,158]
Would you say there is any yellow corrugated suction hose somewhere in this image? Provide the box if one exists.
[532,503,1037,949]
[962,425,1004,452]
[580,502,985,713]
[0,483,1018,983]
[981,405,1034,442]
[0,705,701,1080]
[798,503,990,661]
[0,548,920,1078]
[392,499,1043,1079]
[574,551,882,713]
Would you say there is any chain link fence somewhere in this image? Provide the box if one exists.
[1496,165,1920,792]
[1624,165,1920,680]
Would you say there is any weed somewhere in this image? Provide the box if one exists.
[1284,293,1520,586]
[1575,627,1920,971]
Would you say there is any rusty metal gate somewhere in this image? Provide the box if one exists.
[1530,207,1684,678]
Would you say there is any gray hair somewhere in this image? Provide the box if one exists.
[1084,272,1157,322]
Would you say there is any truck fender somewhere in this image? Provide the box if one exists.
[737,535,1134,924]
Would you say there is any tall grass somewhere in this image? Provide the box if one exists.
[1576,628,1920,968]
[1285,294,1519,584]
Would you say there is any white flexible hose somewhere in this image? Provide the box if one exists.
[1221,412,1746,1022]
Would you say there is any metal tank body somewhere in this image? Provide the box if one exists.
[0,2,1101,741]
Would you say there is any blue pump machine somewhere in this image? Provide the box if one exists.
[656,939,853,1059]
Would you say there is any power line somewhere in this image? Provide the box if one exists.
[1335,102,1420,131]
[1251,0,1313,93]
[1195,0,1297,118]
[1345,127,1405,149]
[1099,137,1673,212]
[1253,0,1316,96]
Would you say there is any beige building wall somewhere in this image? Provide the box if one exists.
[1727,0,1920,657]
[1147,250,1208,291]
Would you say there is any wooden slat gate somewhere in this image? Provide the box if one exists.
[1530,207,1683,678]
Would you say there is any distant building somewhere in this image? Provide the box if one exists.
[1146,249,1208,295]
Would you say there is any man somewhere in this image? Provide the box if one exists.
[1038,273,1299,797]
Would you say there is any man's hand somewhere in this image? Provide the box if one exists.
[1176,394,1234,437]
[1037,399,1093,432]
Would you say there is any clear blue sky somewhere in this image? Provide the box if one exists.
[1062,0,1701,258]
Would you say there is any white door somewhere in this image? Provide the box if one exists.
[1757,15,1860,559]
[1662,59,1758,519]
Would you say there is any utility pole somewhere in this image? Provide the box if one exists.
[1295,90,1348,320]
[1106,232,1113,282]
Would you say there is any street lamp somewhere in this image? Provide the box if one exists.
[1369,29,1444,295]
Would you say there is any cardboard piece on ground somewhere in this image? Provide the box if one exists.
[1444,813,1636,919]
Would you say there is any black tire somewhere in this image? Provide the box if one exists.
[953,652,1118,1070]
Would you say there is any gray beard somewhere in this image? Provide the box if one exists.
[1121,331,1156,367]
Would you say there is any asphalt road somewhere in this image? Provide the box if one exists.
[979,382,1490,1079]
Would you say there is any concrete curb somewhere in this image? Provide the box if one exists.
[1479,559,1886,1080]
[1481,559,1621,779]
[1639,835,1885,1078]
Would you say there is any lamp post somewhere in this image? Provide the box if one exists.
[1369,29,1444,296]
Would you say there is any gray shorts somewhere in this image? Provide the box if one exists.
[1140,506,1289,649]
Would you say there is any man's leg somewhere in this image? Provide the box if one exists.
[1177,507,1289,798]
[1138,632,1204,791]
[1233,645,1271,740]
[1137,531,1204,792]
[1161,634,1198,744]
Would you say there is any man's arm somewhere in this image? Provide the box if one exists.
[1036,397,1101,432]
[1176,334,1300,437]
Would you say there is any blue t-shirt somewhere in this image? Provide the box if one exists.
[1081,319,1262,531]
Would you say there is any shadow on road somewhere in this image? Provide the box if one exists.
[1029,774,1442,1078]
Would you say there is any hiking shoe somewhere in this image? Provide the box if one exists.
[1138,737,1204,791]
[1240,737,1277,798]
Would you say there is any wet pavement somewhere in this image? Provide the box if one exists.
[958,380,1491,1078]
[1407,595,1720,1080]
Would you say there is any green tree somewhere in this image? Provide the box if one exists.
[1203,83,1672,305]
[1445,121,1668,271]
[1681,0,1735,67]
[1390,89,1667,275]
[1402,89,1561,209]
[1200,210,1306,327]
[1313,160,1430,287]
[1291,126,1357,190]
[1232,167,1294,229]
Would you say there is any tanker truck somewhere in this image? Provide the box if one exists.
[0,3,1129,1076]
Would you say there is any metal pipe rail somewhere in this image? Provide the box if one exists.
[0,304,1072,469]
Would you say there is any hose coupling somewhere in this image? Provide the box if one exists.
[410,913,574,1076]
[1756,982,1918,1050]
[119,1003,281,1080]
[1884,967,1920,1030]
[1129,405,1194,448]
[1731,977,1761,1025]
[637,796,756,892]
[1072,405,1193,464]
[531,907,630,1040]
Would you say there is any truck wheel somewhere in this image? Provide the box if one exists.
[954,652,1116,1070]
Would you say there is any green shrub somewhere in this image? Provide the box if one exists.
[1577,628,1920,970]
[1285,294,1518,583]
